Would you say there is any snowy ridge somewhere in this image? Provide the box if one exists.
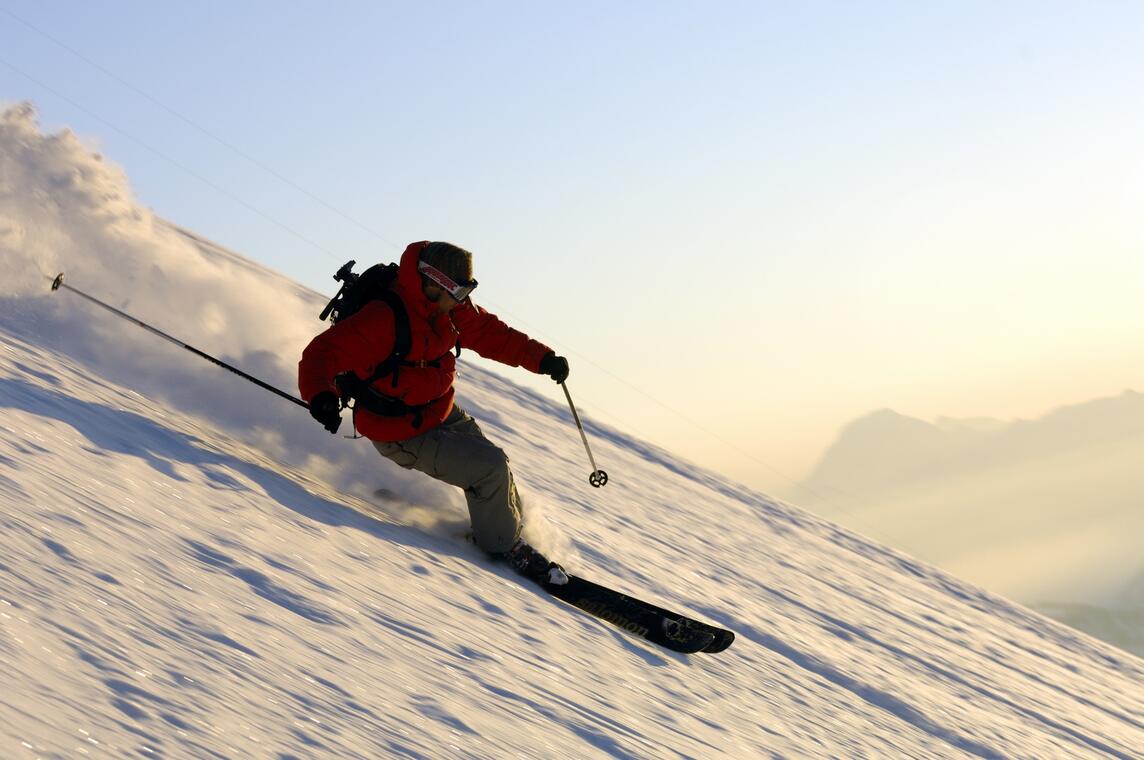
[2,321,1143,758]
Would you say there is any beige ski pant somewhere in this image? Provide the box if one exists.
[371,405,522,554]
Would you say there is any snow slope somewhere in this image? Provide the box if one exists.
[3,303,1144,759]
[3,104,1144,758]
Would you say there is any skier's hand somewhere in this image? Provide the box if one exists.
[539,353,570,384]
[308,391,343,434]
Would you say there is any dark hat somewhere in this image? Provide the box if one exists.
[420,242,473,284]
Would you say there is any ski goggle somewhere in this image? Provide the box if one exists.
[418,260,478,301]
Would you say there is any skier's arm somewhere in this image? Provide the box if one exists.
[451,299,553,372]
[298,301,397,401]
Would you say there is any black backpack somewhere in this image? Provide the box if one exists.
[319,259,403,324]
[319,259,412,383]
[318,259,449,428]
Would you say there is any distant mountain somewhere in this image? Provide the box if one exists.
[791,391,1144,653]
[802,391,1144,498]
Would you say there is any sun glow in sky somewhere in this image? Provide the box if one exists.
[3,1,1142,494]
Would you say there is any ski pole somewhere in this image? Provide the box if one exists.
[50,273,309,410]
[560,382,608,487]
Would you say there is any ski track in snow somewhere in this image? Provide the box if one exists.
[2,321,1144,759]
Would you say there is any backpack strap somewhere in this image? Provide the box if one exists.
[333,290,411,401]
[363,289,410,388]
[334,290,450,430]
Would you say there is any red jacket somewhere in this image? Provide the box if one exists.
[299,241,554,441]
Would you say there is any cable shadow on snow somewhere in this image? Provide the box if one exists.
[733,584,1137,760]
[0,376,470,563]
[5,375,707,665]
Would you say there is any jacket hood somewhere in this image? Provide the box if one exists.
[396,241,435,319]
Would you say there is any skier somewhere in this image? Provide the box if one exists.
[298,241,571,584]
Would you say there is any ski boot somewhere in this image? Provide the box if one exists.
[505,539,569,586]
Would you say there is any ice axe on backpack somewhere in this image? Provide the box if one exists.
[319,260,360,322]
[560,382,608,488]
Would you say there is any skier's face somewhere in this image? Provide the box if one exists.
[418,262,476,313]
[423,283,461,313]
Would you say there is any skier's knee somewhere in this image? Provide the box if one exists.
[471,512,520,555]
[472,444,510,480]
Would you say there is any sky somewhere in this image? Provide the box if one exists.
[3,1,1143,495]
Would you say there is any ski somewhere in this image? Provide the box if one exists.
[543,574,734,654]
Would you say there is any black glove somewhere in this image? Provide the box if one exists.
[308,391,343,434]
[539,352,570,384]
